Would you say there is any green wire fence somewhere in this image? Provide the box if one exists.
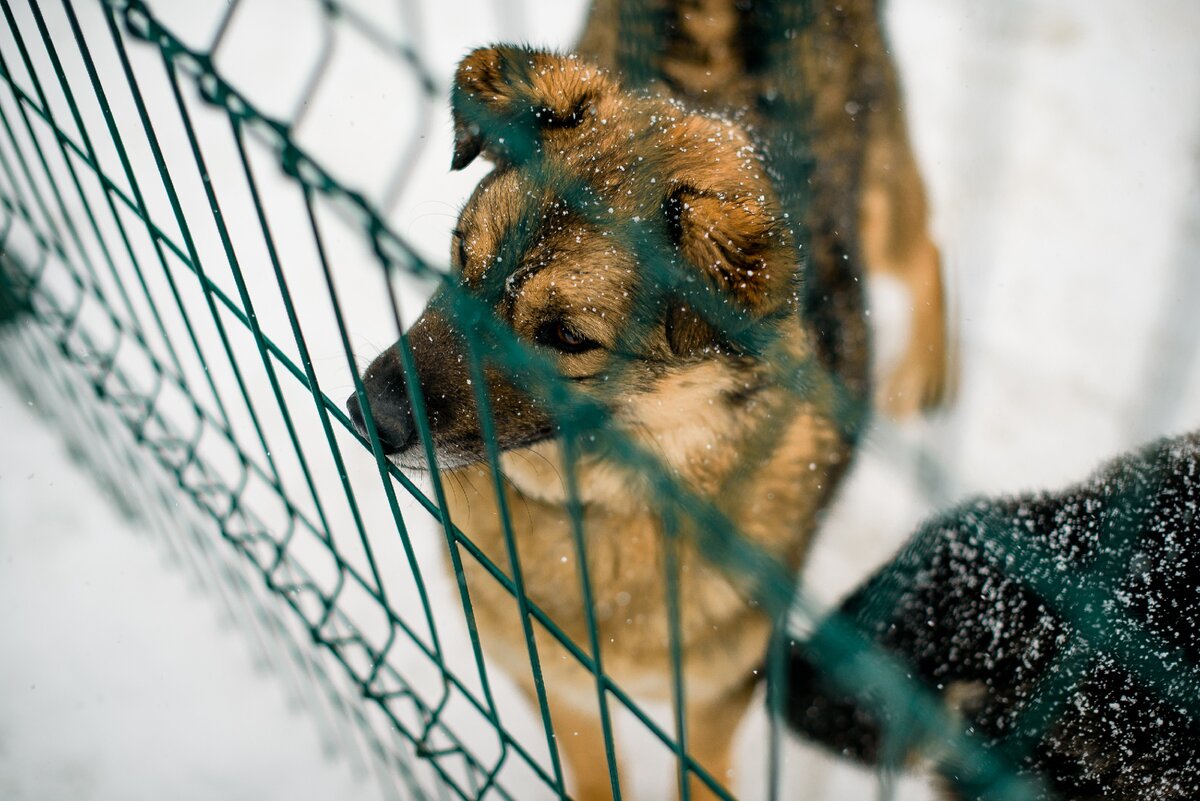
[2,2,1192,801]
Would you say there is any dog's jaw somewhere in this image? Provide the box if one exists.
[499,438,649,510]
[387,428,559,475]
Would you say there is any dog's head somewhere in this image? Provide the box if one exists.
[349,46,812,503]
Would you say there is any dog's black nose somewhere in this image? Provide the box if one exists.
[346,391,416,455]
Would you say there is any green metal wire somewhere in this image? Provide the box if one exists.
[5,2,1193,801]
[0,0,1004,797]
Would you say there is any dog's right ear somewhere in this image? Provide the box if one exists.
[450,46,608,171]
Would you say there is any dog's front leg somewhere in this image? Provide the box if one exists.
[680,673,758,801]
[515,669,627,801]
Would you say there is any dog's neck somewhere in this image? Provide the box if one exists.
[496,440,657,514]
[445,393,845,580]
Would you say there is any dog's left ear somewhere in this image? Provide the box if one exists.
[450,46,606,171]
[663,184,793,322]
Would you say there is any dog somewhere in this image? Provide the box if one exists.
[348,2,945,798]
[780,431,1200,800]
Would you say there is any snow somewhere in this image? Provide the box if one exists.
[0,381,366,801]
[2,0,1199,800]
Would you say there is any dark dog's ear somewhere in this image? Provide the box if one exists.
[663,184,793,314]
[450,46,607,170]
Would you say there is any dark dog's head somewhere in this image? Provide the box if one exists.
[349,46,812,502]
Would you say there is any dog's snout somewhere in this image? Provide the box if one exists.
[346,390,417,456]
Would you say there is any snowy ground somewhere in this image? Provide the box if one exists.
[0,379,367,801]
[2,0,1200,800]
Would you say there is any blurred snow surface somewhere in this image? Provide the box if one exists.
[2,0,1200,799]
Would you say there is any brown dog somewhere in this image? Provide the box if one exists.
[349,2,945,799]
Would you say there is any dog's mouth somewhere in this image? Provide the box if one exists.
[380,427,559,473]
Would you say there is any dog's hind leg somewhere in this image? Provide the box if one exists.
[859,81,954,418]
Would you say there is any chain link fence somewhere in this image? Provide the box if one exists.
[1,2,1196,800]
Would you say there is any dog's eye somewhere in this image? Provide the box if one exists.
[538,320,600,354]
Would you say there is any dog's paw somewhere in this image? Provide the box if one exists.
[877,334,956,418]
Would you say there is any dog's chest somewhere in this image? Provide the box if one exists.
[445,480,771,699]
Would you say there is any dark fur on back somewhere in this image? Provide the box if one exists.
[780,432,1200,800]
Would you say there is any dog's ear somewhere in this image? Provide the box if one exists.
[663,184,793,316]
[450,46,605,170]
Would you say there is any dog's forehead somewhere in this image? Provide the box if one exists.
[517,226,636,297]
[457,168,623,288]
[456,170,532,284]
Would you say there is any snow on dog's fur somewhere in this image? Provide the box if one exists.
[783,432,1200,800]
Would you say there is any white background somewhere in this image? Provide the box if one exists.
[2,0,1200,799]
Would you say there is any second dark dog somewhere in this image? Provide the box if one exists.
[780,432,1200,800]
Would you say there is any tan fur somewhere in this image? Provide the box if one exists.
[354,3,945,798]
[446,314,847,801]
[450,386,842,800]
